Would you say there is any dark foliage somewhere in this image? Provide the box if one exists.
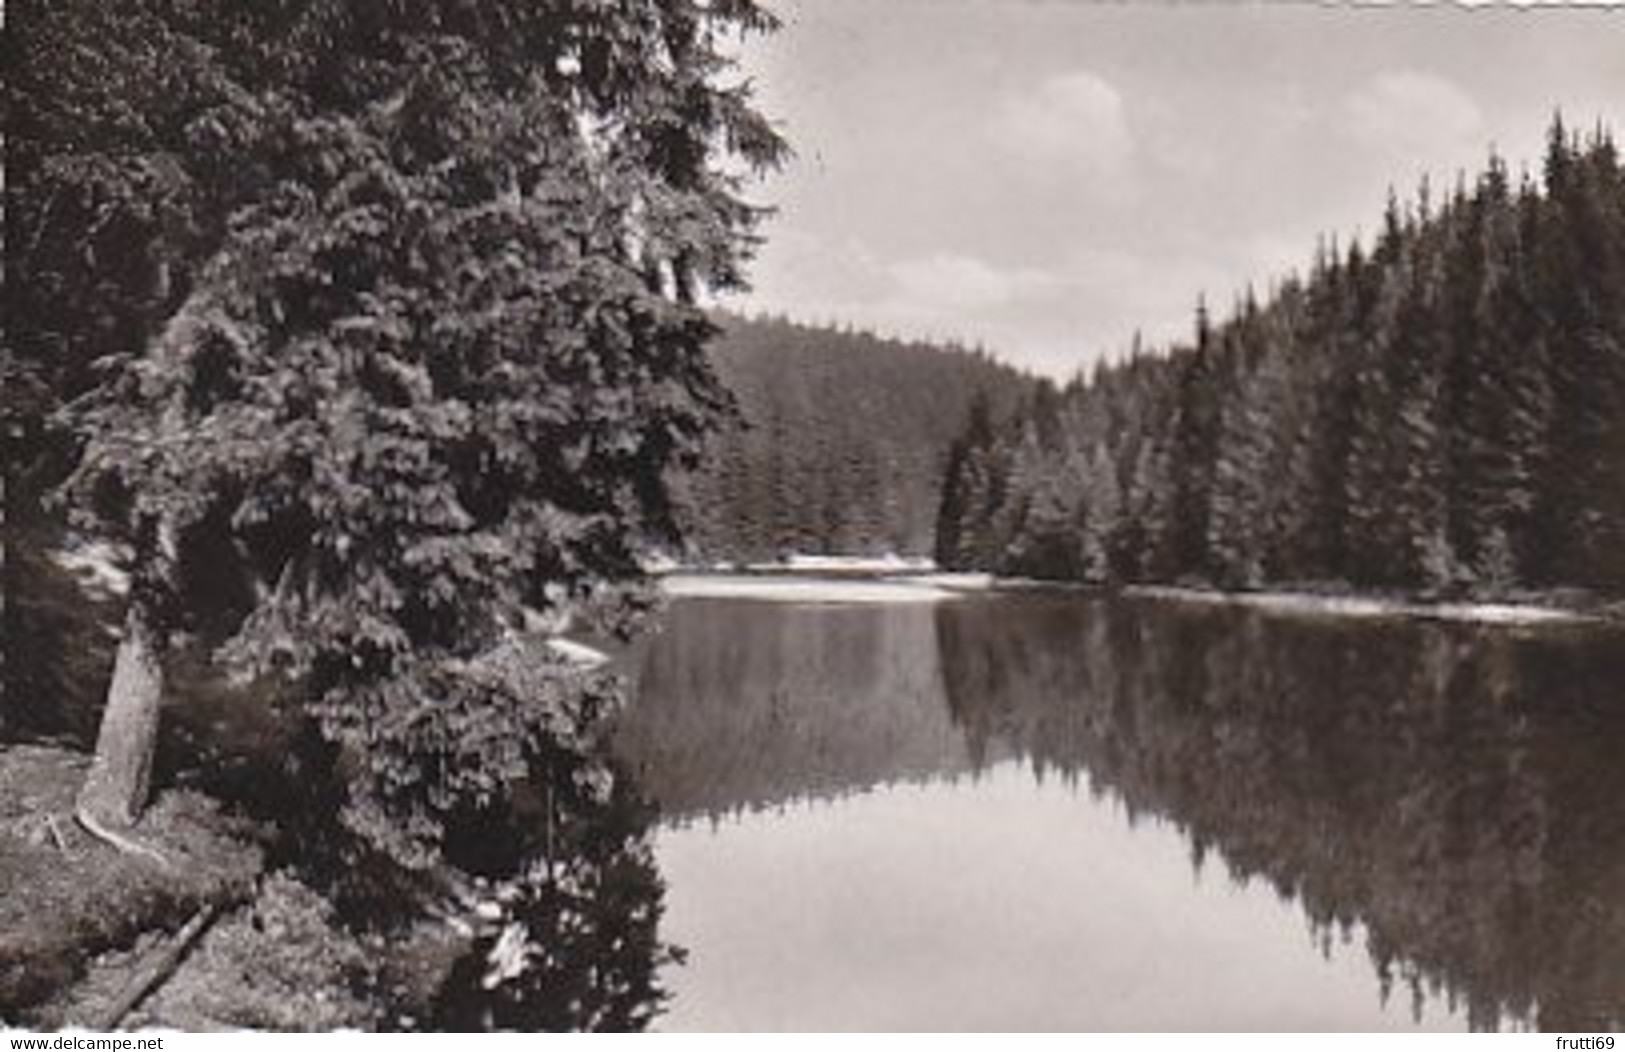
[676,314,1032,562]
[11,0,783,865]
[8,0,784,1029]
[617,592,1625,1030]
[940,120,1625,597]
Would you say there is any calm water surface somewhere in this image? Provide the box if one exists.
[614,587,1625,1032]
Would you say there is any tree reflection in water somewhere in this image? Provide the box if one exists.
[619,592,1625,1031]
[430,742,680,1031]
[935,594,1625,1032]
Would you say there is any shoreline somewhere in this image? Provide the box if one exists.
[657,563,1621,627]
[1117,583,1613,628]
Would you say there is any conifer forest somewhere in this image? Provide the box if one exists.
[6,0,1625,1036]
[938,125,1625,599]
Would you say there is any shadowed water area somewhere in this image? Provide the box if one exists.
[614,588,1625,1031]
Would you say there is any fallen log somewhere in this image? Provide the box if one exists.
[91,903,220,1030]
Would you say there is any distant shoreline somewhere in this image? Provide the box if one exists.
[659,561,1621,627]
[1117,583,1614,628]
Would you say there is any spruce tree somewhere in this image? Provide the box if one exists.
[45,0,787,862]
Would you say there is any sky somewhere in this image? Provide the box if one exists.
[720,1,1625,379]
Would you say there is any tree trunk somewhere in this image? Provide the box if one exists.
[77,604,164,827]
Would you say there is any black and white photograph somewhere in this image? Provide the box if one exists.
[4,0,1625,1035]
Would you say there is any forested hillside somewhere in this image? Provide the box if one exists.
[940,119,1625,597]
[676,315,1033,562]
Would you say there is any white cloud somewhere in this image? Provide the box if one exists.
[743,227,890,312]
[1345,71,1485,159]
[732,234,1239,379]
[994,70,1135,179]
[886,253,1059,314]
[746,246,1084,366]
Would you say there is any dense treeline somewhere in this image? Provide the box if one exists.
[940,119,1625,596]
[936,596,1625,1031]
[676,315,1033,562]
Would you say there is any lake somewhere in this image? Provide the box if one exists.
[613,584,1625,1032]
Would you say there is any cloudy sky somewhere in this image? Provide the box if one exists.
[722,1,1625,378]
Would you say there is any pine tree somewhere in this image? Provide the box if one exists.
[1525,125,1625,586]
[51,0,787,863]
[1170,299,1221,581]
[1077,442,1122,583]
[1392,238,1458,590]
[936,394,996,569]
[1207,330,1268,589]
[1454,158,1551,586]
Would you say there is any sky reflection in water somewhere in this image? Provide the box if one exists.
[655,761,1461,1032]
[617,591,1625,1031]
